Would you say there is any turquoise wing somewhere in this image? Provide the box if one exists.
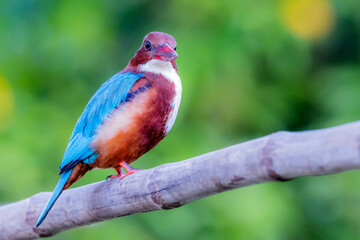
[59,72,144,174]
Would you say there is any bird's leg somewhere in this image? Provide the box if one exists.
[119,162,143,179]
[106,168,124,180]
[106,162,143,180]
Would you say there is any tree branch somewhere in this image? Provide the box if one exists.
[1,121,360,239]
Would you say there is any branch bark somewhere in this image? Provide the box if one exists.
[1,121,360,239]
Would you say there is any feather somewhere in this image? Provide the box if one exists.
[35,72,143,228]
[59,72,144,174]
[35,170,72,227]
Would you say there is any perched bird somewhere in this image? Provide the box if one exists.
[35,32,181,227]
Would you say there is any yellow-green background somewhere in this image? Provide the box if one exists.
[1,0,360,239]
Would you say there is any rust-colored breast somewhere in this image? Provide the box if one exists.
[90,73,175,169]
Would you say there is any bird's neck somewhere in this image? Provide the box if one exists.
[139,59,176,76]
[139,59,180,89]
[124,56,177,73]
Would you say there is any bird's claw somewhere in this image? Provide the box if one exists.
[106,168,143,181]
[119,168,143,179]
[106,174,121,181]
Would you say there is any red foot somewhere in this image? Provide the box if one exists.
[106,167,124,180]
[106,174,121,180]
[120,169,143,179]
[106,162,143,180]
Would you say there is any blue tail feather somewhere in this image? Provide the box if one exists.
[35,170,72,227]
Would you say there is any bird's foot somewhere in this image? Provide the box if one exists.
[106,163,143,180]
[118,162,143,179]
[106,174,121,181]
[120,168,143,179]
[106,167,124,180]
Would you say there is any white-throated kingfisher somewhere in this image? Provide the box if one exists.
[35,32,181,227]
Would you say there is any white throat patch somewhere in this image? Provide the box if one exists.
[139,59,182,134]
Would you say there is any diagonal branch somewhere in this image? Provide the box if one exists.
[1,121,360,239]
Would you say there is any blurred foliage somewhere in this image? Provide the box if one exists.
[0,75,14,130]
[1,0,360,239]
[281,0,335,40]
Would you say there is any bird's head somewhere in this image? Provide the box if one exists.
[127,32,178,71]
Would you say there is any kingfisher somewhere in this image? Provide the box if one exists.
[35,32,181,227]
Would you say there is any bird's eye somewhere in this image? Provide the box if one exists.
[145,41,151,50]
[174,47,177,51]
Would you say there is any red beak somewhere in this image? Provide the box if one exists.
[152,43,178,62]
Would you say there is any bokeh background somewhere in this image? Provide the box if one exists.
[1,0,360,239]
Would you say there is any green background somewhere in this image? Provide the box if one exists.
[1,0,360,239]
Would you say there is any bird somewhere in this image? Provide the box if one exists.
[35,31,181,227]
